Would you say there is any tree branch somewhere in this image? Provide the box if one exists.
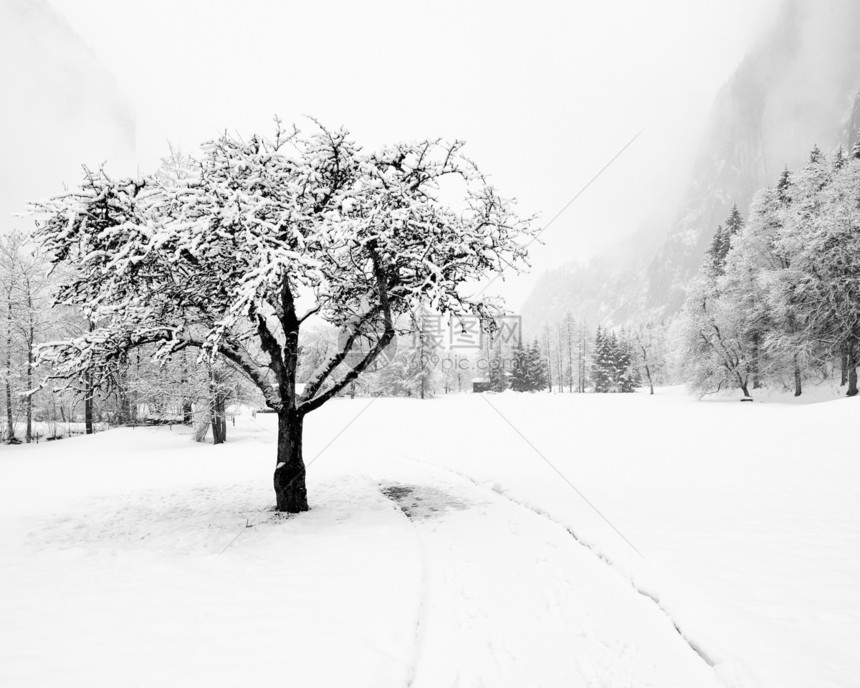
[299,304,383,402]
[299,249,394,414]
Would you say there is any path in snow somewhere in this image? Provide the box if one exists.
[369,457,722,688]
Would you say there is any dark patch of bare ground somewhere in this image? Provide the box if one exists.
[380,482,469,520]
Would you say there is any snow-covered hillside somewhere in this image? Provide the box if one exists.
[1,390,857,687]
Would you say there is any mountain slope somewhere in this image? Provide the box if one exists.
[0,0,135,230]
[523,0,860,329]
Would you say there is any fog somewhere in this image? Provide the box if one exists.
[755,0,860,173]
[4,0,785,306]
[0,0,135,233]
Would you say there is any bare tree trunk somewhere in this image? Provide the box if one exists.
[181,350,193,424]
[544,331,552,393]
[211,394,226,443]
[5,291,14,442]
[737,369,752,398]
[644,364,654,395]
[194,407,209,442]
[580,331,588,393]
[84,370,94,435]
[847,336,858,397]
[209,366,227,444]
[25,319,33,443]
[131,350,141,423]
[793,354,802,397]
[555,328,563,394]
[274,410,309,512]
[751,333,762,389]
[84,319,94,435]
[566,319,574,393]
[578,335,584,393]
[841,342,849,386]
[419,341,426,400]
[117,368,130,425]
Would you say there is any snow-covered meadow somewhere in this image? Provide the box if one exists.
[1,389,857,688]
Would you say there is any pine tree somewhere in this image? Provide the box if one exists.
[809,144,824,164]
[528,340,547,392]
[707,224,726,274]
[776,166,792,204]
[707,206,744,277]
[606,331,621,391]
[833,145,847,171]
[488,345,507,392]
[591,328,611,393]
[724,204,744,242]
[509,341,531,392]
[615,330,637,393]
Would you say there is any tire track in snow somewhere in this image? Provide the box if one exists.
[391,453,719,675]
[379,484,430,688]
[377,456,722,688]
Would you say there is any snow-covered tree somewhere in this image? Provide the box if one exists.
[509,341,530,392]
[488,343,508,392]
[615,329,638,393]
[678,206,757,397]
[439,349,470,394]
[773,144,860,395]
[532,340,549,391]
[0,231,56,442]
[509,339,546,392]
[589,327,638,394]
[591,327,611,393]
[32,122,535,511]
[630,317,667,395]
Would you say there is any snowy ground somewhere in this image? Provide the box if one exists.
[1,389,858,687]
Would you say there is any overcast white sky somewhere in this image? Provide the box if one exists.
[29,0,782,307]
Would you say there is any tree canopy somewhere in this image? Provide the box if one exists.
[33,121,536,510]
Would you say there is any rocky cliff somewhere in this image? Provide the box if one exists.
[523,0,860,330]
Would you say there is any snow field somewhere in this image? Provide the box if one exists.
[0,426,421,687]
[2,388,858,687]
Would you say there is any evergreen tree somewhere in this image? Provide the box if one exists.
[591,328,612,393]
[528,339,547,392]
[833,145,847,171]
[776,166,792,204]
[707,206,743,277]
[707,224,726,274]
[809,144,824,164]
[724,204,744,245]
[509,341,531,392]
[488,345,507,392]
[615,330,638,393]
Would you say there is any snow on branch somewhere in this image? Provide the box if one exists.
[31,121,537,414]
